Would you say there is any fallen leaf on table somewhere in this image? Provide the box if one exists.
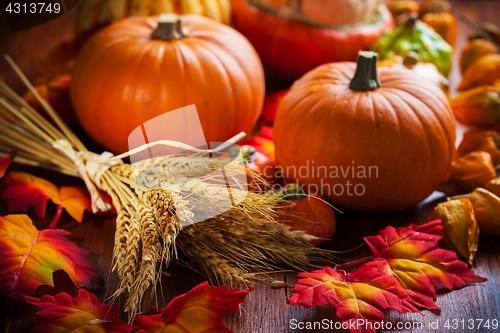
[136,281,253,333]
[457,129,500,165]
[432,198,479,265]
[468,188,500,237]
[26,289,136,333]
[289,220,487,333]
[289,266,412,332]
[0,214,102,302]
[0,171,91,224]
[0,148,16,179]
[438,151,496,196]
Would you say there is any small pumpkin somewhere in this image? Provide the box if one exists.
[276,184,336,246]
[73,0,232,37]
[274,51,456,212]
[371,13,453,76]
[458,54,500,91]
[71,14,265,154]
[451,86,500,127]
[460,39,498,74]
[418,0,456,47]
[231,0,394,80]
[378,52,448,93]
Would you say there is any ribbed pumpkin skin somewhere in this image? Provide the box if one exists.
[71,15,264,154]
[74,0,232,36]
[231,0,394,80]
[273,63,456,212]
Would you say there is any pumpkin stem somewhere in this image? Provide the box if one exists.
[403,51,419,67]
[152,14,188,41]
[349,51,380,92]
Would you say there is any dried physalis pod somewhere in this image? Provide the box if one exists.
[468,188,500,237]
[438,151,496,196]
[460,39,497,74]
[457,129,500,165]
[451,85,500,127]
[433,198,479,265]
[485,177,500,197]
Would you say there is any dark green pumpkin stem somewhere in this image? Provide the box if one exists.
[349,51,380,92]
[152,13,188,40]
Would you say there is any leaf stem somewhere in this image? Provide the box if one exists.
[49,205,64,229]
[334,255,375,270]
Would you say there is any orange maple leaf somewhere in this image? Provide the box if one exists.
[26,289,136,333]
[0,171,91,225]
[289,220,487,333]
[0,215,102,302]
[136,281,253,333]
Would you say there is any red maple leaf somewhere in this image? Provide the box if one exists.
[0,214,102,302]
[0,148,16,179]
[26,289,136,332]
[289,220,487,333]
[0,171,91,225]
[136,281,253,333]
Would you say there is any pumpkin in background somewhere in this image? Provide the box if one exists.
[231,0,394,80]
[71,14,265,154]
[419,0,456,47]
[378,52,449,94]
[74,0,231,37]
[372,13,453,76]
[274,52,456,213]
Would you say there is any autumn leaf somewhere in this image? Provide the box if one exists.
[136,281,253,333]
[26,289,136,333]
[259,89,288,126]
[0,214,102,302]
[0,148,16,179]
[240,126,275,163]
[290,220,487,333]
[0,171,91,224]
[289,266,413,332]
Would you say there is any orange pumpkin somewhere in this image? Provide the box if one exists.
[276,185,336,246]
[231,0,394,80]
[71,14,265,154]
[273,52,456,212]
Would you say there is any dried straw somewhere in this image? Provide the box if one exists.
[0,55,343,317]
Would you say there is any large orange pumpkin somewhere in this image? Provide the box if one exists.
[71,14,265,154]
[231,0,394,80]
[273,52,456,212]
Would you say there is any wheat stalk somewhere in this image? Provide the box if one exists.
[0,55,348,318]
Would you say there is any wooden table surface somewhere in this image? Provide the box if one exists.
[1,1,500,333]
